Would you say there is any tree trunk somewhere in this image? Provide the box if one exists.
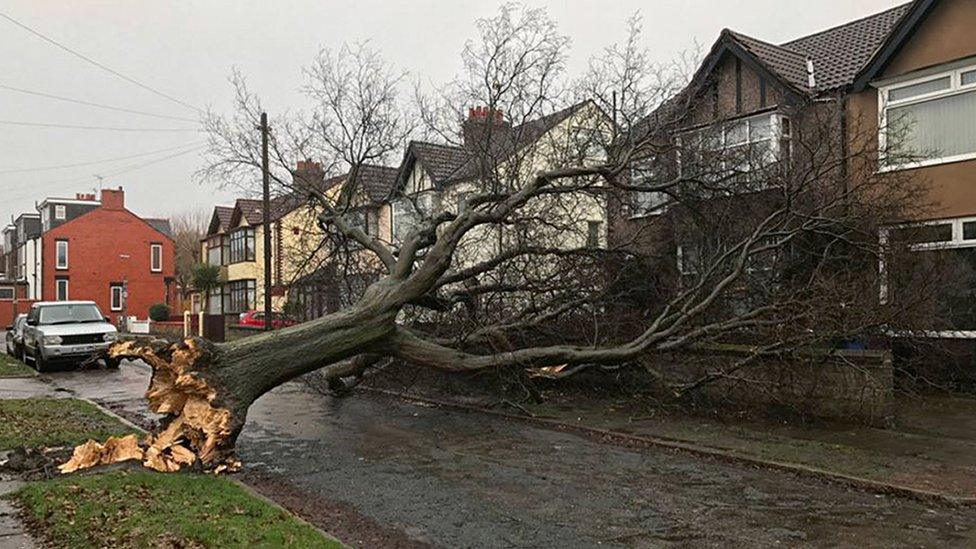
[90,305,397,473]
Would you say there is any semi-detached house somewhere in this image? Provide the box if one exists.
[203,101,612,322]
[612,0,976,341]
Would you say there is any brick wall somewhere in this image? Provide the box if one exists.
[41,199,174,322]
[646,346,894,426]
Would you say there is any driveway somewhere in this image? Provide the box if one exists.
[26,362,976,548]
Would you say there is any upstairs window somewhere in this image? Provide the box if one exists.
[392,193,438,244]
[150,243,163,272]
[880,63,976,170]
[206,236,224,266]
[586,220,602,248]
[630,158,670,217]
[54,205,66,220]
[55,240,68,270]
[228,228,255,263]
[678,112,790,184]
[0,286,13,300]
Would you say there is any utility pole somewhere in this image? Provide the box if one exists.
[261,112,272,332]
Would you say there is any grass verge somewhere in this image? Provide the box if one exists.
[0,398,137,450]
[0,352,35,378]
[15,470,343,548]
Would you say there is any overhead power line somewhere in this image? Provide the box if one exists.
[0,141,205,174]
[0,11,201,114]
[0,120,201,132]
[0,84,200,123]
[3,144,207,203]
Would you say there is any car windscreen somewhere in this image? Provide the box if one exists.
[37,304,104,325]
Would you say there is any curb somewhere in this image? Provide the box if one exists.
[228,478,348,547]
[77,397,148,434]
[362,387,976,507]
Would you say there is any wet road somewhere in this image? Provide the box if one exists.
[32,363,976,548]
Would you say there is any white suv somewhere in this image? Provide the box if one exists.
[21,301,119,372]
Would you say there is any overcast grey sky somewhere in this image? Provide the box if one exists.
[0,0,904,226]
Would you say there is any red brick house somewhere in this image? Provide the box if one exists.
[41,188,175,322]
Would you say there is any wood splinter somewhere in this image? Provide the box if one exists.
[60,338,243,475]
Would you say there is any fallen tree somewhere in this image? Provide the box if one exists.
[64,6,944,473]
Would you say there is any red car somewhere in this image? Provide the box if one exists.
[238,310,298,329]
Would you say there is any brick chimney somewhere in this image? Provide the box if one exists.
[100,187,125,210]
[293,159,325,190]
[462,106,512,149]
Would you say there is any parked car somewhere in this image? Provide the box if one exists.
[5,314,27,357]
[21,301,119,372]
[238,310,298,329]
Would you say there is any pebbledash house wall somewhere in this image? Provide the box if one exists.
[41,189,175,322]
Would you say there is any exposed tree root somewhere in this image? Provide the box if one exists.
[59,338,242,475]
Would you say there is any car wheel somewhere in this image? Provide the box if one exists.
[33,350,48,373]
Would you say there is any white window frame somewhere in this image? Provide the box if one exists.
[54,204,66,220]
[882,216,976,252]
[150,243,163,272]
[0,286,13,301]
[55,240,68,270]
[677,112,790,179]
[879,217,975,303]
[878,62,976,172]
[110,285,123,311]
[56,279,69,301]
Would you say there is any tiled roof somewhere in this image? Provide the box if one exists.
[727,31,810,91]
[716,3,913,95]
[144,218,172,238]
[410,142,471,182]
[356,164,400,203]
[782,2,912,91]
[214,206,234,231]
[234,195,308,226]
[406,100,594,186]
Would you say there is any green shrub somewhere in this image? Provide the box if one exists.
[148,303,171,322]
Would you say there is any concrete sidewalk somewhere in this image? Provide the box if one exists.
[0,372,52,549]
[508,392,976,500]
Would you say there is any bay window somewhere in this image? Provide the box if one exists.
[206,236,224,266]
[678,112,790,183]
[227,279,256,313]
[880,63,976,170]
[228,228,255,263]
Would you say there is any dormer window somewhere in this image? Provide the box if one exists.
[54,205,66,220]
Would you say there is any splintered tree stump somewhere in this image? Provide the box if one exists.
[60,338,243,475]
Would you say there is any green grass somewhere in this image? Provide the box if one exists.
[15,470,342,548]
[0,352,35,378]
[0,399,137,450]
